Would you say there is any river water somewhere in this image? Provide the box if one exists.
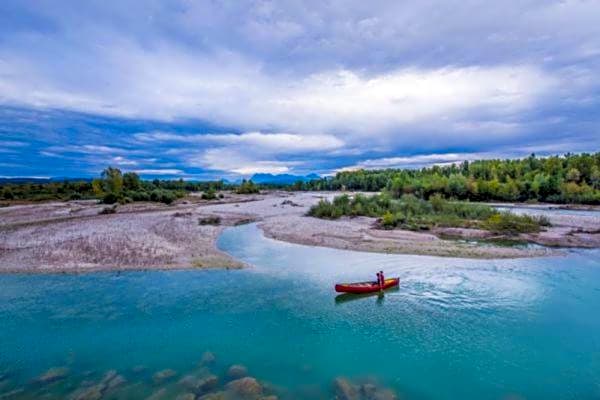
[1,223,599,399]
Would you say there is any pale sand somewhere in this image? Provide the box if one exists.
[1,191,599,273]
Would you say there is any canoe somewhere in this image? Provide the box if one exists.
[334,277,399,294]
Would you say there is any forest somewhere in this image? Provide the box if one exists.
[302,152,600,204]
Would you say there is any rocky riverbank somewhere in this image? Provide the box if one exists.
[1,191,600,273]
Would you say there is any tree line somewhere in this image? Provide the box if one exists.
[301,152,600,204]
[2,152,599,205]
[0,168,229,204]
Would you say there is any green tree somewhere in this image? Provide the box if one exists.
[101,167,124,194]
[123,172,141,191]
[566,168,581,183]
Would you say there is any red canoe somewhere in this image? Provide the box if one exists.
[335,277,400,294]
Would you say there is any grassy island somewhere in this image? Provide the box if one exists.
[309,193,550,234]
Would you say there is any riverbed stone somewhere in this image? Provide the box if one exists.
[35,367,70,385]
[106,374,126,390]
[0,388,24,399]
[200,352,216,366]
[196,375,219,394]
[226,364,248,380]
[373,389,398,400]
[100,370,117,385]
[360,384,397,400]
[226,377,263,399]
[178,375,199,390]
[197,392,226,400]
[70,384,104,400]
[361,383,377,399]
[175,393,196,400]
[333,377,359,400]
[153,369,177,384]
[145,388,167,400]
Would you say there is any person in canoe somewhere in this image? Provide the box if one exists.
[378,270,385,292]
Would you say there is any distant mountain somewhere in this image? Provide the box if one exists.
[249,173,320,185]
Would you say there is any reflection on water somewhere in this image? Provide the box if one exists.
[0,223,599,399]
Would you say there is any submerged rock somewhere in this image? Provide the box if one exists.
[361,383,377,399]
[179,374,218,395]
[106,374,126,390]
[0,388,24,399]
[200,352,216,366]
[35,367,70,385]
[178,375,200,390]
[333,377,359,400]
[360,383,398,400]
[153,369,177,384]
[371,389,398,400]
[226,377,263,399]
[100,370,117,385]
[226,365,248,380]
[70,384,104,400]
[197,392,226,400]
[196,375,219,394]
[175,393,196,400]
[145,388,167,400]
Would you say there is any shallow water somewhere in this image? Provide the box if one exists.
[494,205,600,218]
[1,224,600,399]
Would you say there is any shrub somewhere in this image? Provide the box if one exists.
[1,188,15,200]
[150,189,177,204]
[201,188,217,200]
[69,192,83,200]
[308,193,548,234]
[307,199,341,219]
[481,212,543,234]
[198,216,222,225]
[236,180,260,194]
[102,192,120,204]
[128,190,150,202]
[380,211,396,229]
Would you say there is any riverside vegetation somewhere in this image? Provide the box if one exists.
[2,153,600,205]
[300,152,600,204]
[308,193,550,234]
[0,167,228,205]
[0,168,261,205]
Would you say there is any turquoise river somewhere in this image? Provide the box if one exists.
[1,223,599,399]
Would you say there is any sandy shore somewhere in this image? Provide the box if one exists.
[1,192,599,273]
[0,195,254,273]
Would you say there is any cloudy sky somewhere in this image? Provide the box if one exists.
[1,0,599,179]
